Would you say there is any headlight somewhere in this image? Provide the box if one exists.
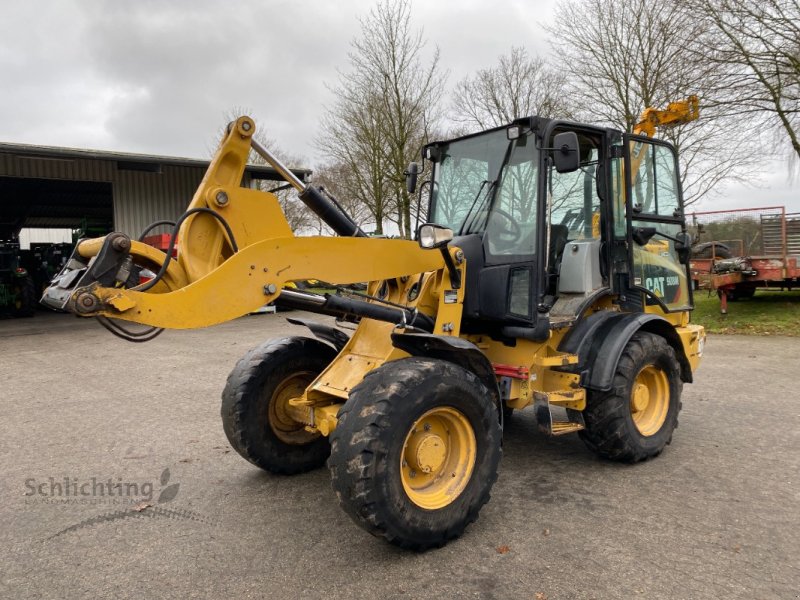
[506,125,521,140]
[418,224,453,249]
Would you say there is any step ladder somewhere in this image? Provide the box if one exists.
[533,390,585,436]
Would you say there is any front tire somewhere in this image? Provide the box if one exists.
[221,336,336,475]
[329,358,502,550]
[577,332,682,463]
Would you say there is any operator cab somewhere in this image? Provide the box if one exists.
[424,125,539,338]
[422,116,692,341]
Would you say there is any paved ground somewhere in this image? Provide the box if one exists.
[1,311,798,600]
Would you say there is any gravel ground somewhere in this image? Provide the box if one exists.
[1,311,798,599]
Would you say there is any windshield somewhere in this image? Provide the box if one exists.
[429,129,539,256]
[429,129,508,232]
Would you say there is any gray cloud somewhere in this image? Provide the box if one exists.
[0,0,795,210]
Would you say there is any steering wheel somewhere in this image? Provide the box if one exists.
[488,208,522,243]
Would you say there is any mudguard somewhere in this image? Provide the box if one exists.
[286,317,350,352]
[558,312,692,392]
[390,331,501,412]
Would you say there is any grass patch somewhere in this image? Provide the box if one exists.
[691,288,800,336]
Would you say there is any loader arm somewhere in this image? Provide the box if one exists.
[42,117,449,330]
[71,237,446,329]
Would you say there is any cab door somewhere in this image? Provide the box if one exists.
[623,134,692,311]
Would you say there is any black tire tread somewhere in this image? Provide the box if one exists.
[692,243,732,259]
[221,336,336,475]
[329,358,502,550]
[577,332,682,463]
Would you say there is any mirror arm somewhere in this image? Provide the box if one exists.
[632,226,657,246]
[645,228,693,264]
[652,229,689,246]
[417,179,432,222]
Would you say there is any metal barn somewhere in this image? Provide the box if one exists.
[0,142,309,241]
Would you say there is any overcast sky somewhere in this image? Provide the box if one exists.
[0,0,796,212]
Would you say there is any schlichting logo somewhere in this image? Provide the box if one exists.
[24,468,179,505]
[23,468,214,539]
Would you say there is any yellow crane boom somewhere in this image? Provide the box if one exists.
[634,95,700,137]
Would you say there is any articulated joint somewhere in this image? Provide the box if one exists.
[285,399,342,437]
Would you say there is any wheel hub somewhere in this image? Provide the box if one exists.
[413,434,447,474]
[400,407,477,510]
[632,382,650,412]
[630,364,669,437]
[268,372,320,445]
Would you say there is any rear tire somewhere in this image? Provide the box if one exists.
[577,332,682,463]
[329,358,502,550]
[221,337,336,475]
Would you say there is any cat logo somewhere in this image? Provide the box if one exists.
[646,277,666,297]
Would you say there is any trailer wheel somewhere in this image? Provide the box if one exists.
[329,357,502,550]
[728,284,757,301]
[578,332,682,463]
[692,243,732,259]
[221,337,336,474]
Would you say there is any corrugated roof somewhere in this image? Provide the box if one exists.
[0,142,311,182]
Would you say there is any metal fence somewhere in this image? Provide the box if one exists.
[688,206,799,258]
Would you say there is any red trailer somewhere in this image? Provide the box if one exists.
[140,233,176,256]
[689,206,800,313]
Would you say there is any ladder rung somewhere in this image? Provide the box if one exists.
[550,421,585,436]
[532,353,579,367]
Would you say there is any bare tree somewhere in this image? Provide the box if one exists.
[693,0,800,161]
[316,0,445,238]
[317,92,395,235]
[451,47,574,130]
[310,161,377,235]
[548,0,757,206]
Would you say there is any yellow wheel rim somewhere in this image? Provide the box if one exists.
[630,364,670,436]
[400,407,477,510]
[267,372,319,445]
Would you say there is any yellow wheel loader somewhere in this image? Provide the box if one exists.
[42,101,705,550]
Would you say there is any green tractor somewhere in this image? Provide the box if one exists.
[0,241,37,318]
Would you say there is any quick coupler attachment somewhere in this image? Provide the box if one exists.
[40,233,136,314]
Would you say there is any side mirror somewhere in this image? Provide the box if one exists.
[632,226,658,246]
[418,223,453,249]
[552,132,580,173]
[675,231,692,264]
[405,162,419,194]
